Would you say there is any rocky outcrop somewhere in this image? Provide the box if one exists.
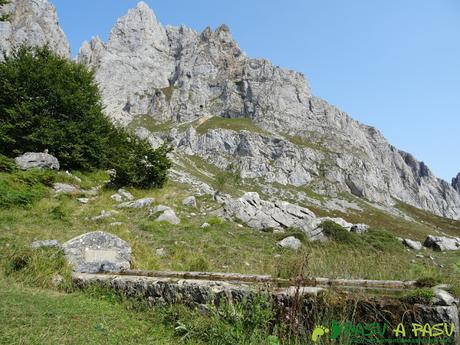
[116,197,154,209]
[423,236,460,251]
[452,173,460,193]
[15,152,59,170]
[62,231,131,273]
[0,0,70,58]
[75,2,460,220]
[218,192,367,241]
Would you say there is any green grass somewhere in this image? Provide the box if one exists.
[127,114,174,134]
[0,168,459,344]
[285,135,332,153]
[195,116,269,135]
[0,279,178,345]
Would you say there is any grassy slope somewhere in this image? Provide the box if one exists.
[0,166,459,344]
[0,279,177,345]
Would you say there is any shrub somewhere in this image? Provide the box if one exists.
[0,46,171,188]
[108,128,172,189]
[0,154,16,172]
[321,220,360,245]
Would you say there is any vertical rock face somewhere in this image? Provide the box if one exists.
[0,0,70,58]
[453,173,460,194]
[75,1,460,219]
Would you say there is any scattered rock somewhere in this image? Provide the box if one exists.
[62,231,131,273]
[423,235,460,251]
[110,222,123,226]
[415,254,424,258]
[201,222,210,229]
[155,209,180,225]
[149,205,172,214]
[350,224,369,234]
[277,236,302,250]
[77,198,89,204]
[15,152,60,170]
[111,194,123,202]
[81,187,99,197]
[156,248,167,257]
[433,288,458,306]
[111,188,134,202]
[51,273,64,288]
[403,239,423,251]
[182,196,197,208]
[53,183,78,195]
[116,197,154,209]
[91,210,119,221]
[31,239,61,250]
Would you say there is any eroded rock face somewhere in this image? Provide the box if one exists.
[62,231,131,273]
[15,152,59,170]
[0,0,70,58]
[74,2,460,220]
[452,173,460,194]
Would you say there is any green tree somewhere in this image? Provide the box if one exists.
[0,0,10,21]
[0,46,171,188]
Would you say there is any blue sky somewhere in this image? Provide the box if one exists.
[52,0,460,182]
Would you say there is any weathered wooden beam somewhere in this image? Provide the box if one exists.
[116,269,417,290]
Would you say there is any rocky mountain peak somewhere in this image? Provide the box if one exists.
[0,0,70,58]
[109,1,168,53]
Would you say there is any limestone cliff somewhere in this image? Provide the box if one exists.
[0,0,70,58]
[77,2,460,219]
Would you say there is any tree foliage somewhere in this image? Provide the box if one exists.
[0,0,10,21]
[0,46,171,188]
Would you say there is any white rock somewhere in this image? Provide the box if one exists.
[182,196,197,208]
[277,236,302,250]
[15,152,60,170]
[155,209,180,225]
[403,239,423,251]
[116,197,154,209]
[53,183,78,195]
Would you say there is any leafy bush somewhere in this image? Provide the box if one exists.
[0,46,171,188]
[321,220,359,245]
[0,154,16,172]
[108,128,172,189]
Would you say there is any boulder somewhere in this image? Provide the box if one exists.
[91,210,119,221]
[31,239,61,250]
[201,222,210,229]
[53,183,78,195]
[116,197,154,209]
[350,224,369,234]
[62,231,131,273]
[277,236,302,250]
[423,235,460,251]
[111,189,134,202]
[182,196,197,208]
[77,198,89,204]
[155,209,180,225]
[403,239,423,251]
[15,152,60,170]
